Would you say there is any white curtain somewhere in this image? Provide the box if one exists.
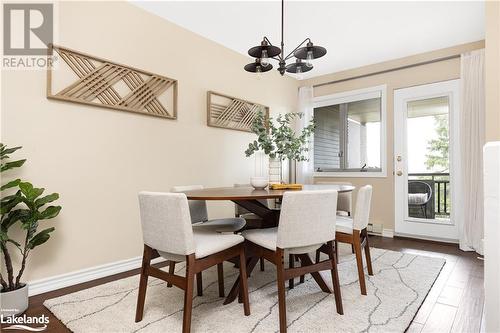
[457,49,485,253]
[295,86,314,184]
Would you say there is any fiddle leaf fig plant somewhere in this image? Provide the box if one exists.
[0,143,61,292]
[245,111,315,161]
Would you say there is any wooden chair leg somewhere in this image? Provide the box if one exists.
[363,229,374,276]
[276,249,287,333]
[167,261,175,288]
[353,231,367,295]
[217,263,225,297]
[288,254,295,289]
[196,272,203,296]
[135,245,152,322]
[334,240,339,262]
[351,244,355,254]
[315,249,320,263]
[260,257,265,271]
[327,241,343,315]
[238,247,251,316]
[182,254,195,333]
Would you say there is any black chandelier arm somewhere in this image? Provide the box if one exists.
[283,38,311,61]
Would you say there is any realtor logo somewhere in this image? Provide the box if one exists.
[3,3,53,55]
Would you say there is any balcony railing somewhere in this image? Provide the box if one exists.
[408,172,450,219]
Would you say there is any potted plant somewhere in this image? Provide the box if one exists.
[245,111,315,183]
[0,143,61,316]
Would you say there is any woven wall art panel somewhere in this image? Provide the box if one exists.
[207,91,269,132]
[47,44,177,119]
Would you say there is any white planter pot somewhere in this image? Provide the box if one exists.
[0,284,29,316]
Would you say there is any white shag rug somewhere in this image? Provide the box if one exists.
[44,246,444,333]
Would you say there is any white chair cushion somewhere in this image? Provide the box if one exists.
[159,230,244,261]
[336,216,354,234]
[408,193,428,205]
[193,217,246,233]
[241,227,278,251]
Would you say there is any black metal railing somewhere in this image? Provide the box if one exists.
[408,173,450,217]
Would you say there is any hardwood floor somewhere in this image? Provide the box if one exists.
[2,236,484,333]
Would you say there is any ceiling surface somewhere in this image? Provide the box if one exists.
[132,1,485,80]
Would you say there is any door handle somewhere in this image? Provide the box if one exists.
[396,171,403,176]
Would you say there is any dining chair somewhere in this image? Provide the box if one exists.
[315,181,355,259]
[171,185,247,295]
[241,190,343,333]
[315,181,353,216]
[233,183,269,271]
[136,192,250,333]
[317,185,374,295]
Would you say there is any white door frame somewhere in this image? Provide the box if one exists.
[394,79,460,242]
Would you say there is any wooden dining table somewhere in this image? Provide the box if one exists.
[183,184,355,305]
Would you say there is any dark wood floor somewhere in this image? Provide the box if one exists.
[2,236,484,333]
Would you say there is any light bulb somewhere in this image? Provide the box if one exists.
[296,65,302,74]
[306,50,313,68]
[261,50,269,67]
[256,65,262,73]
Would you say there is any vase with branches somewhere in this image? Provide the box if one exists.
[245,111,315,183]
[0,143,61,315]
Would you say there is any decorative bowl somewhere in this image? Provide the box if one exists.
[250,177,269,190]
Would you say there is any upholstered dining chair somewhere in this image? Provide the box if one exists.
[171,185,247,296]
[317,185,374,295]
[136,192,250,333]
[242,190,343,333]
[315,181,353,216]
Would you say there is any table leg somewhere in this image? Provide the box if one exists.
[297,254,332,293]
[223,256,259,305]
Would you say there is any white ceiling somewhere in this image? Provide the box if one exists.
[131,1,485,80]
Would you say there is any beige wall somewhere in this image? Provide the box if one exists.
[0,1,298,282]
[486,0,500,142]
[301,41,484,232]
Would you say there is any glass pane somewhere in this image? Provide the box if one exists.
[406,96,451,220]
[346,98,381,169]
[314,105,341,171]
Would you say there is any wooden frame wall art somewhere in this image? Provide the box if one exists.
[47,44,178,119]
[207,91,269,132]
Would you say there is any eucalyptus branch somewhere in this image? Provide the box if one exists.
[245,111,315,162]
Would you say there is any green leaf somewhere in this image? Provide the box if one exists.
[27,227,55,250]
[1,209,30,231]
[39,205,61,219]
[19,182,44,201]
[1,179,21,191]
[0,159,26,172]
[0,194,22,215]
[34,193,59,208]
[0,145,22,157]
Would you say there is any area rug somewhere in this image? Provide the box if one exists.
[44,246,445,332]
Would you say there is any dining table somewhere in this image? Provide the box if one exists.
[183,184,355,305]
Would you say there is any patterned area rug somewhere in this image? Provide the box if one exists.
[44,246,444,332]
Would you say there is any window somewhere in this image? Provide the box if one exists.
[313,85,386,177]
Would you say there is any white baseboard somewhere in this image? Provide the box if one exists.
[28,256,165,297]
[394,232,459,244]
[382,229,394,238]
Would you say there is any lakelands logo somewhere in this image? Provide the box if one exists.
[1,314,49,331]
[2,2,55,69]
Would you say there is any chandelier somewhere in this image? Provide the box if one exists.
[244,0,327,76]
